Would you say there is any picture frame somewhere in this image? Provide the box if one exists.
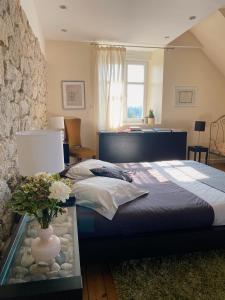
[174,86,197,107]
[62,81,85,109]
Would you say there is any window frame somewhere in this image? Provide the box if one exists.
[124,60,148,124]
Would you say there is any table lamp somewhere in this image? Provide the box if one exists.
[48,116,64,130]
[48,116,65,142]
[194,121,206,146]
[16,130,64,176]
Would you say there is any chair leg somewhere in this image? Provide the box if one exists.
[92,155,96,159]
[77,157,82,163]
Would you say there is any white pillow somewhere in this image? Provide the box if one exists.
[66,159,119,177]
[72,177,148,220]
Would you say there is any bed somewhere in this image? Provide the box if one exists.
[209,115,225,162]
[76,160,225,263]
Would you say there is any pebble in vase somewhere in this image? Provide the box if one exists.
[31,225,61,263]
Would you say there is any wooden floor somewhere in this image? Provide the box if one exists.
[82,264,118,300]
[212,162,225,171]
[81,162,225,300]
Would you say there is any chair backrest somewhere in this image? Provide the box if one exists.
[64,118,81,147]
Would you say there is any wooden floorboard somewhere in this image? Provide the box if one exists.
[101,265,118,300]
[82,265,89,300]
[82,264,117,300]
[212,162,225,172]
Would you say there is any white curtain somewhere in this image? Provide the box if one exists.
[94,46,126,131]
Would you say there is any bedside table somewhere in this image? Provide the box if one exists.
[63,143,70,164]
[188,146,209,164]
[0,206,82,300]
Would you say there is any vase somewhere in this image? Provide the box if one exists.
[31,225,61,263]
[147,117,155,128]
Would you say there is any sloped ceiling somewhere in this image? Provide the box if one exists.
[169,31,202,48]
[191,10,225,77]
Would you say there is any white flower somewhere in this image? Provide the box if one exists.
[49,181,71,203]
[35,172,48,177]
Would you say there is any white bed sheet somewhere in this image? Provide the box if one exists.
[150,160,225,226]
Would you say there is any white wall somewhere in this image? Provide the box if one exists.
[46,40,96,150]
[162,32,225,147]
[46,32,225,153]
[191,10,225,78]
[20,0,45,54]
[148,50,164,124]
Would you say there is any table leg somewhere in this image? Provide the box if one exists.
[199,151,201,163]
[188,149,190,160]
[205,150,208,165]
[194,151,197,161]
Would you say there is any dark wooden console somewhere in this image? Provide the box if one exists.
[98,130,187,163]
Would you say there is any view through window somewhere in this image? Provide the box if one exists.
[126,62,146,121]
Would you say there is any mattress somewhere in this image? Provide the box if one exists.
[77,161,224,239]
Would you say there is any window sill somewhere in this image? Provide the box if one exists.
[122,122,161,128]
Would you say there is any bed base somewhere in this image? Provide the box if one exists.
[79,226,225,263]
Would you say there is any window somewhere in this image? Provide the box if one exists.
[125,62,147,122]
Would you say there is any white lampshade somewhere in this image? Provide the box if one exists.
[16,130,64,176]
[48,116,65,130]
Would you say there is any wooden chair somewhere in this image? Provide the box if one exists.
[64,118,96,162]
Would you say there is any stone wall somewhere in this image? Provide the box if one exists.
[0,0,47,254]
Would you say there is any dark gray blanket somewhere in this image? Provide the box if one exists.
[77,163,214,238]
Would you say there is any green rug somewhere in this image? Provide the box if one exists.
[111,250,225,300]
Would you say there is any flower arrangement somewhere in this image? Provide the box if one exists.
[9,173,72,229]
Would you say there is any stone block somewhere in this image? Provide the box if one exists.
[0,46,4,85]
[0,0,8,17]
[0,16,8,46]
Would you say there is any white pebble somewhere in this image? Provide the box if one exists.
[60,237,69,245]
[27,229,36,238]
[30,264,50,275]
[13,266,29,276]
[61,245,68,252]
[65,249,74,261]
[38,261,49,267]
[24,238,32,246]
[48,259,55,266]
[47,271,59,278]
[21,253,34,267]
[63,234,72,240]
[51,263,60,272]
[59,270,72,277]
[61,263,73,271]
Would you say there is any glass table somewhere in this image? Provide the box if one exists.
[0,206,82,299]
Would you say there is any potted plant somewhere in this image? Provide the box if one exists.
[8,173,72,263]
[147,109,155,127]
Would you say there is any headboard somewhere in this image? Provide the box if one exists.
[209,115,225,156]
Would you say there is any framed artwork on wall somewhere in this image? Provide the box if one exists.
[174,86,197,107]
[62,81,85,109]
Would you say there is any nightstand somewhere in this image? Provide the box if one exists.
[188,146,209,164]
[0,206,82,300]
[63,143,70,164]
